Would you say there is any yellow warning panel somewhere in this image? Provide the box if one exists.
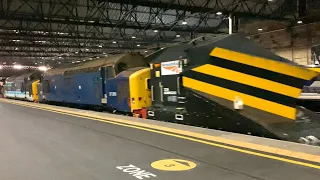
[151,159,196,171]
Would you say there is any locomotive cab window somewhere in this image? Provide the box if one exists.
[145,78,151,90]
[117,62,127,74]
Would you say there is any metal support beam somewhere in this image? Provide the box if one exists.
[0,43,144,49]
[0,32,175,43]
[0,14,221,33]
[100,0,290,20]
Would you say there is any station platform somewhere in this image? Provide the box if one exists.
[0,98,319,180]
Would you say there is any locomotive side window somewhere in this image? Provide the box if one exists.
[43,80,50,93]
[93,77,100,84]
[21,82,25,92]
[105,66,114,79]
[146,78,151,90]
[64,78,72,86]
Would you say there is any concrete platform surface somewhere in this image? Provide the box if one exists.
[2,98,319,160]
[0,100,319,180]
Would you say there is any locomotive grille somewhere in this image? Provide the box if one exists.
[117,80,129,104]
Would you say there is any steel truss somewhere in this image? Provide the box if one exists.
[0,0,295,66]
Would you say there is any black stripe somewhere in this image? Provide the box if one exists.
[210,57,306,89]
[183,70,296,107]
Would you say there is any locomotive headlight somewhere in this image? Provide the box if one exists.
[234,96,244,110]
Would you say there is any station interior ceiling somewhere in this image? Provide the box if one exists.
[0,0,320,77]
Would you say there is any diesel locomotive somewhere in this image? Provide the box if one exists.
[37,53,151,116]
[3,34,320,145]
[3,71,41,101]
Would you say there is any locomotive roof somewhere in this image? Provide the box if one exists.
[44,53,143,76]
[5,75,17,82]
[150,35,229,64]
[6,71,40,82]
[150,43,192,63]
[150,34,298,67]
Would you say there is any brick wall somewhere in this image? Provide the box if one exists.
[272,47,310,65]
[247,23,320,65]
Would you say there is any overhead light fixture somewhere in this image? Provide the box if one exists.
[72,62,75,63]
[3,62,6,64]
[89,58,93,60]
[13,62,16,64]
[176,34,180,38]
[258,28,263,31]
[58,62,61,64]
[113,41,117,44]
[216,12,222,15]
[297,20,303,24]
[59,56,62,59]
[88,20,95,23]
[268,0,273,1]
[15,48,19,50]
[154,30,158,32]
[145,50,148,52]
[34,62,37,65]
[38,66,48,71]
[12,40,21,42]
[75,51,79,53]
[182,20,187,25]
[132,36,136,39]
[98,45,103,48]
[13,64,23,69]
[96,57,100,58]
[137,44,140,47]
[85,48,89,51]
[76,61,81,63]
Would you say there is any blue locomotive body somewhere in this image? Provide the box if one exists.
[42,71,104,106]
[39,53,149,113]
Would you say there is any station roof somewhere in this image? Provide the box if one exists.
[0,0,318,76]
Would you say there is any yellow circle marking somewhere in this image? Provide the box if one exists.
[151,159,196,171]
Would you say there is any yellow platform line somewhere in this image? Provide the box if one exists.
[1,98,320,169]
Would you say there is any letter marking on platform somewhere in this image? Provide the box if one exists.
[116,164,157,179]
